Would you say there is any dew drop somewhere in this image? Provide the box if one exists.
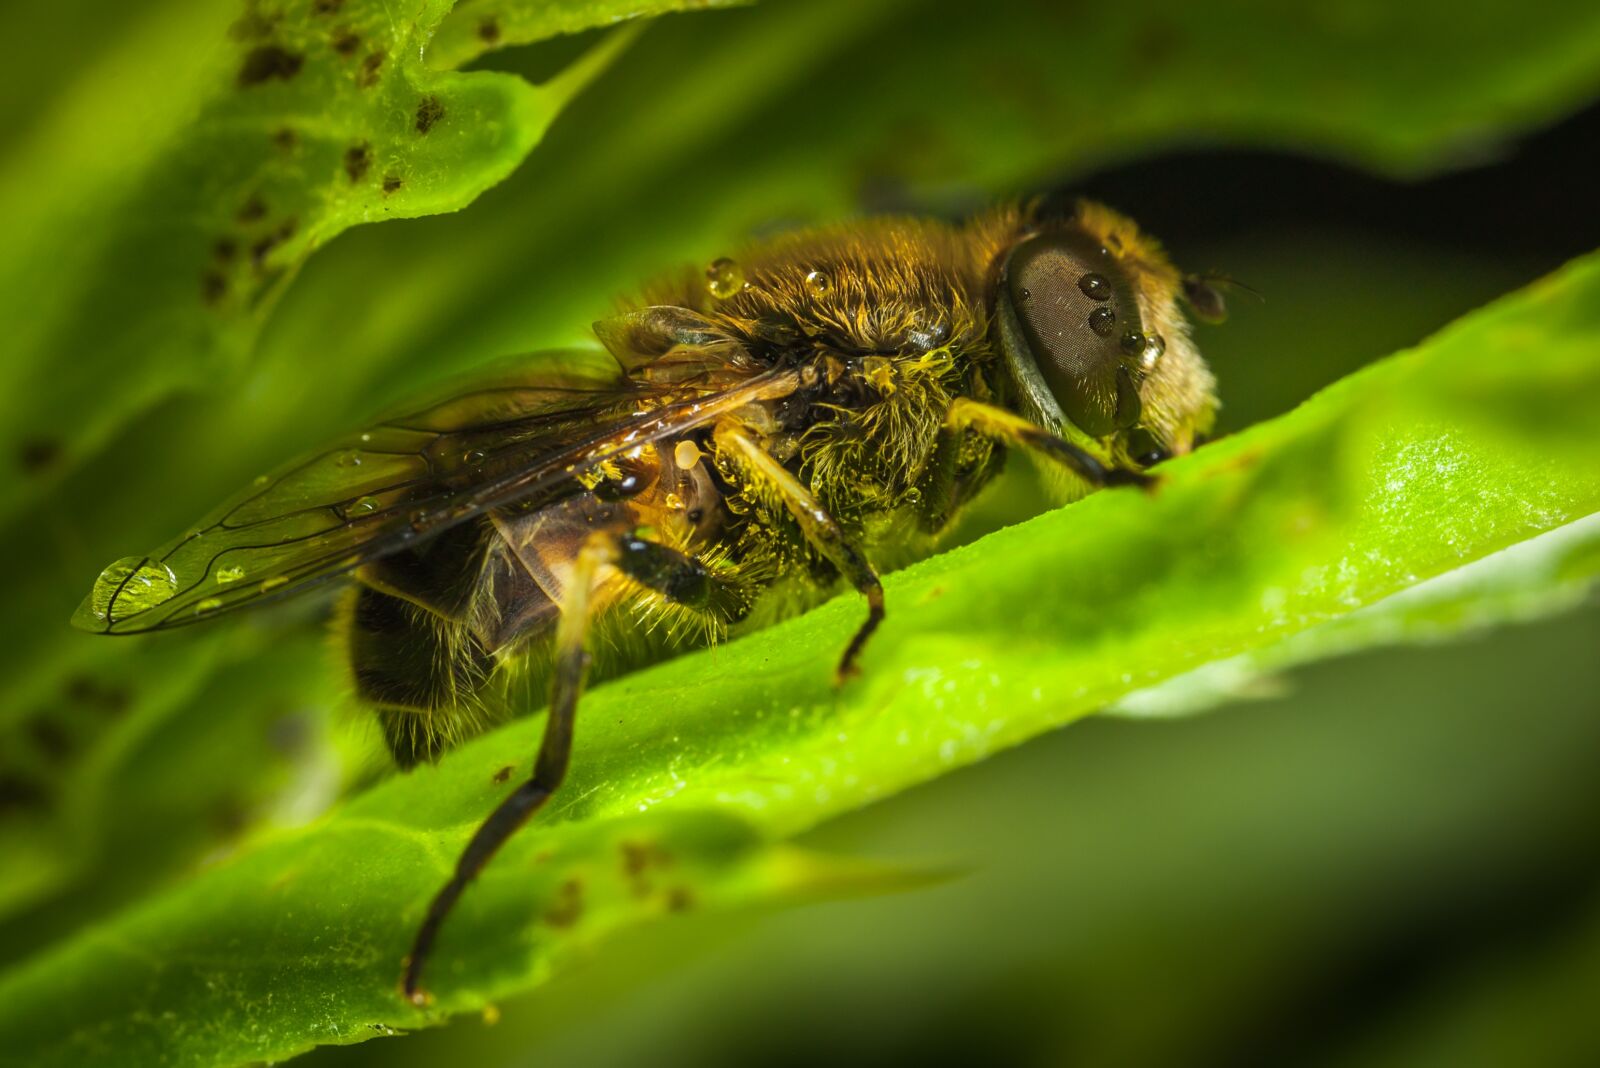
[462,448,487,466]
[195,597,223,615]
[82,557,178,623]
[674,439,703,470]
[804,269,832,295]
[335,450,362,468]
[346,495,379,517]
[1120,331,1147,356]
[216,565,246,585]
[704,257,744,300]
[1140,333,1166,370]
[252,474,271,488]
[1078,273,1112,301]
[1088,307,1116,337]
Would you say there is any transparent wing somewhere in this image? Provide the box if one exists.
[73,346,800,635]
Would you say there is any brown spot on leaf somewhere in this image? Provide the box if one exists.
[272,126,298,152]
[344,141,371,182]
[250,218,297,272]
[27,717,72,762]
[492,765,514,784]
[478,17,501,44]
[312,0,343,13]
[414,95,445,135]
[543,878,584,928]
[213,237,237,262]
[381,173,403,195]
[666,886,695,912]
[237,193,268,223]
[332,28,360,57]
[0,774,48,814]
[358,50,384,88]
[65,675,133,715]
[201,269,228,304]
[620,840,673,877]
[17,437,61,474]
[238,45,304,87]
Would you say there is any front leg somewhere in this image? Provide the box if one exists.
[714,423,884,682]
[944,398,1153,489]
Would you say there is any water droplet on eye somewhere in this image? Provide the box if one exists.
[1018,287,1031,301]
[1120,331,1147,356]
[462,448,487,466]
[84,557,178,622]
[804,269,832,295]
[335,450,362,468]
[216,565,246,584]
[1140,333,1166,370]
[346,495,379,517]
[260,576,289,594]
[1088,307,1116,337]
[705,257,744,300]
[195,597,223,615]
[1078,273,1111,301]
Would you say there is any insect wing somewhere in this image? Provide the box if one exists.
[72,350,798,634]
[72,350,637,633]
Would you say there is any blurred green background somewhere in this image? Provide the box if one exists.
[2,0,1598,1064]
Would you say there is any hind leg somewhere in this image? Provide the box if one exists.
[402,528,751,1002]
[346,586,496,768]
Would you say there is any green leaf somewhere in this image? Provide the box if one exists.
[428,0,748,72]
[0,808,923,1067]
[0,0,693,523]
[2,241,1596,1065]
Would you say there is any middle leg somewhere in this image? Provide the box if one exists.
[714,423,884,681]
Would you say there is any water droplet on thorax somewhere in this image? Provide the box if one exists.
[84,557,179,622]
[804,269,832,296]
[705,257,744,300]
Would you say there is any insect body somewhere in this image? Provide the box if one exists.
[72,200,1221,1001]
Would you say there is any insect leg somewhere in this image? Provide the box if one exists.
[915,422,1005,536]
[944,398,1153,488]
[714,424,883,681]
[403,534,610,1005]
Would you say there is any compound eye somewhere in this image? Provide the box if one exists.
[1006,233,1144,438]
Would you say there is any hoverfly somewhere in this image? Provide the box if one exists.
[72,199,1222,1001]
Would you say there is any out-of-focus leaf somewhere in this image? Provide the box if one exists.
[428,0,747,72]
[0,0,696,521]
[2,244,1596,1065]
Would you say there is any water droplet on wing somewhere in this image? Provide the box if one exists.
[82,557,179,623]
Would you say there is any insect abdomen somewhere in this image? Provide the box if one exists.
[345,585,498,767]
